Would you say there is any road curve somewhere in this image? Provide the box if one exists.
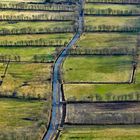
[43,1,83,140]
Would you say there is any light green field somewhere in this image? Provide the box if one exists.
[85,4,140,12]
[0,33,73,46]
[0,98,50,140]
[64,83,140,101]
[0,21,74,31]
[0,10,75,20]
[64,63,140,101]
[0,63,52,98]
[0,33,72,41]
[59,125,140,140]
[0,47,55,62]
[85,16,140,28]
[76,33,137,49]
[63,56,133,82]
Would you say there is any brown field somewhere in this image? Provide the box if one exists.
[65,102,140,124]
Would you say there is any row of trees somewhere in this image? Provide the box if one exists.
[86,0,140,4]
[0,2,76,11]
[0,54,56,63]
[48,0,79,3]
[85,8,140,15]
[84,25,140,32]
[0,13,77,21]
[67,48,135,55]
[67,92,140,102]
[0,26,76,35]
[0,55,20,62]
[0,39,68,46]
[33,54,55,63]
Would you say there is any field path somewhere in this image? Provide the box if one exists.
[43,1,84,140]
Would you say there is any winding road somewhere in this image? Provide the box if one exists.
[43,1,83,140]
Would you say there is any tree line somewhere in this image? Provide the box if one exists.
[84,25,140,32]
[0,2,76,11]
[33,54,55,63]
[67,48,135,55]
[86,0,140,4]
[0,13,77,21]
[68,92,140,102]
[0,54,56,63]
[0,39,68,47]
[47,0,79,3]
[0,55,20,62]
[0,25,77,35]
[85,8,140,16]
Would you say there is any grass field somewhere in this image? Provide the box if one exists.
[85,4,140,12]
[64,82,140,101]
[59,125,140,140]
[0,98,50,140]
[85,16,140,28]
[63,56,133,83]
[76,33,137,49]
[0,47,56,62]
[0,10,75,20]
[64,62,140,101]
[0,62,52,98]
[0,21,74,32]
[0,33,73,46]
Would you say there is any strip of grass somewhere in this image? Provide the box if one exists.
[64,83,140,101]
[0,98,50,140]
[0,33,72,41]
[0,33,73,46]
[59,125,140,140]
[0,63,52,98]
[76,33,137,49]
[63,56,132,83]
[0,47,55,62]
[0,10,75,20]
[85,4,140,12]
[0,21,74,31]
[85,16,140,28]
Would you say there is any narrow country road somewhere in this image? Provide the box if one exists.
[43,0,84,140]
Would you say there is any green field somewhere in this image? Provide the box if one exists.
[64,83,140,101]
[0,63,52,98]
[0,33,73,46]
[85,16,140,28]
[63,59,140,101]
[64,61,140,101]
[63,60,140,102]
[0,21,74,33]
[59,125,140,140]
[0,10,75,20]
[85,4,140,12]
[63,56,133,83]
[76,33,137,49]
[0,47,55,62]
[0,98,50,140]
